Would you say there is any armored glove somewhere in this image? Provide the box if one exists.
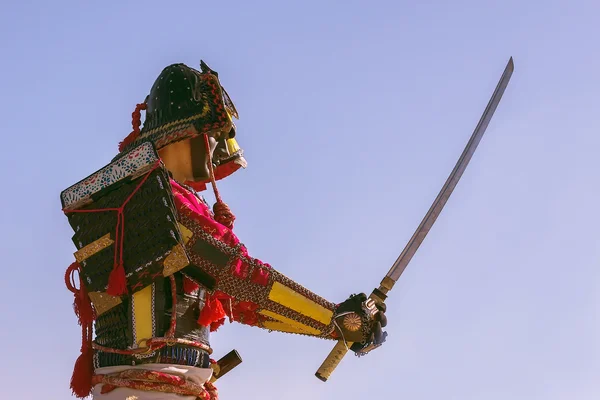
[333,293,388,355]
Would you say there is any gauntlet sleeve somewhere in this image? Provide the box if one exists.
[171,180,339,339]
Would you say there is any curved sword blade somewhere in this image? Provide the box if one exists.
[315,58,515,382]
[381,57,514,293]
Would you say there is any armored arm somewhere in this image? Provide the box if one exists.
[171,181,388,347]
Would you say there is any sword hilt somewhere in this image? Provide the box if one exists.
[315,287,387,382]
[315,340,352,382]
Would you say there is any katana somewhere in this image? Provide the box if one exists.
[315,57,515,382]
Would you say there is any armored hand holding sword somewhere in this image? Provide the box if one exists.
[60,58,513,399]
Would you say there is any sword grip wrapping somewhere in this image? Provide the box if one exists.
[315,340,352,382]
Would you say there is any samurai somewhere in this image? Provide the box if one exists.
[60,61,388,399]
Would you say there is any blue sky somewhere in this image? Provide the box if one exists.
[1,0,598,399]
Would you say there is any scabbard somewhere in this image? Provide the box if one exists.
[210,350,243,382]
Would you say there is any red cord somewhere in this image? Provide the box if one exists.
[118,103,147,152]
[203,134,236,229]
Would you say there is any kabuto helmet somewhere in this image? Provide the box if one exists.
[118,61,246,182]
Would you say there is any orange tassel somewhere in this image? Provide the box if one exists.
[106,263,128,296]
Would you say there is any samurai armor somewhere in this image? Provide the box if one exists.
[119,62,238,154]
[61,141,191,315]
[93,276,212,368]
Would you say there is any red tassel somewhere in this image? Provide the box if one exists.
[65,262,96,326]
[198,293,227,327]
[75,281,96,326]
[70,323,94,398]
[210,318,226,332]
[70,350,93,398]
[213,201,235,230]
[183,276,200,294]
[106,263,128,296]
[118,103,147,152]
